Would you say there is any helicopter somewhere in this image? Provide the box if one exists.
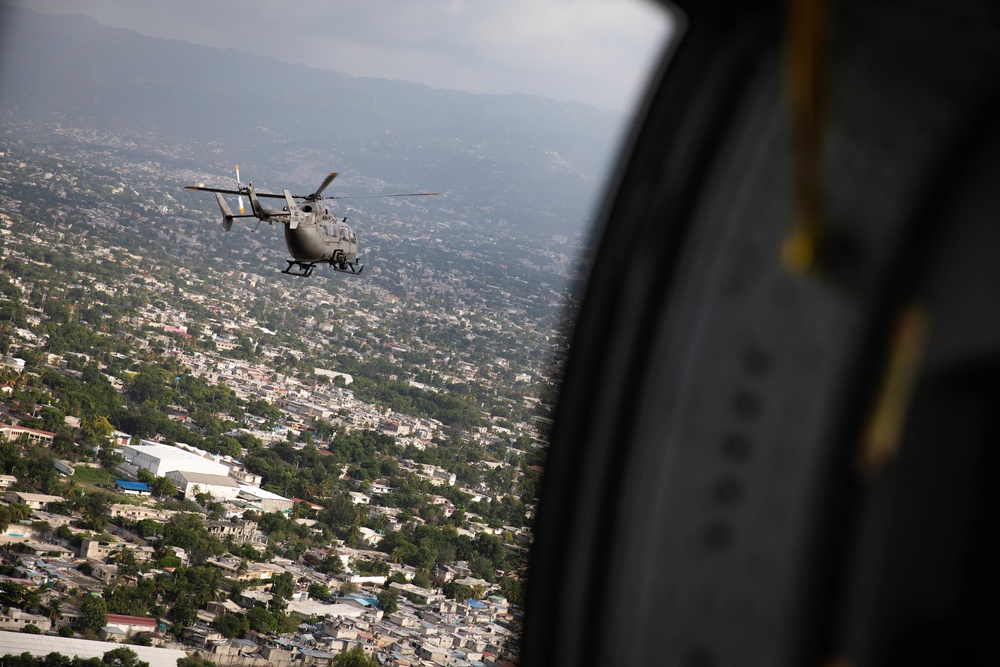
[185,167,438,277]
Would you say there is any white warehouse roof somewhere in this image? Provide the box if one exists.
[0,630,186,667]
[123,440,231,477]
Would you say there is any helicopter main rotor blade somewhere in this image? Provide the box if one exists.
[185,185,288,199]
[184,185,245,195]
[303,172,339,201]
[327,192,441,200]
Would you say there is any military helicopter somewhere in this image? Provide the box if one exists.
[185,167,438,277]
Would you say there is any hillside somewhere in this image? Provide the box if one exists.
[0,5,628,236]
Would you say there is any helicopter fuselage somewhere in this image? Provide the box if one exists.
[284,203,359,267]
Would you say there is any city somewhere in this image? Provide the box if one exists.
[0,116,590,667]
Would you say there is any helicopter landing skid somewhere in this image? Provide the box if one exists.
[333,261,364,276]
[281,259,364,277]
[282,260,317,277]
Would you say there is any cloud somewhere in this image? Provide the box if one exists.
[12,0,673,109]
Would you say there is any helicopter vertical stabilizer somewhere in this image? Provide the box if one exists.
[284,189,304,230]
[247,187,265,219]
[214,193,235,231]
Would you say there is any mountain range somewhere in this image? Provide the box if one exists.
[0,5,632,236]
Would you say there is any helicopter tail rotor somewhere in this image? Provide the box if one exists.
[235,164,245,214]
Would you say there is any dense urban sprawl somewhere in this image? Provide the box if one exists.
[0,124,591,667]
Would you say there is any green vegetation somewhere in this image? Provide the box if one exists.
[0,648,149,667]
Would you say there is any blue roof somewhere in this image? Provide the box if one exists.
[343,594,378,607]
[115,480,151,491]
[467,599,487,609]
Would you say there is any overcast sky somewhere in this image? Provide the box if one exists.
[9,0,674,111]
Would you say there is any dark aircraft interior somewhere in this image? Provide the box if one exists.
[523,0,1000,665]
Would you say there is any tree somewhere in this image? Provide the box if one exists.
[245,605,274,634]
[376,589,398,614]
[46,597,62,627]
[177,656,215,667]
[150,475,176,499]
[77,491,113,530]
[307,582,329,600]
[81,414,115,443]
[211,612,249,639]
[80,595,108,633]
[442,581,474,602]
[316,552,344,575]
[177,656,216,667]
[102,647,150,667]
[411,570,430,589]
[331,646,378,667]
[269,571,294,601]
[168,597,197,627]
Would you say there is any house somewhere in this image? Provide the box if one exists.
[0,425,55,446]
[5,491,65,510]
[110,430,133,447]
[205,520,265,545]
[114,480,151,496]
[237,484,293,514]
[103,614,158,637]
[348,492,371,505]
[109,504,175,522]
[99,625,128,641]
[0,475,16,489]
[388,582,444,605]
[0,608,47,632]
[79,539,155,562]
[166,470,240,500]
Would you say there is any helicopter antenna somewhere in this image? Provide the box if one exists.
[235,164,245,214]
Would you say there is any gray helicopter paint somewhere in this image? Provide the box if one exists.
[282,201,358,264]
[185,170,427,276]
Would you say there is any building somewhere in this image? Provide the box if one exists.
[79,538,155,562]
[110,430,133,447]
[238,484,293,514]
[0,608,47,632]
[389,582,445,605]
[166,470,241,500]
[109,504,175,522]
[5,491,65,510]
[0,425,55,446]
[0,630,185,667]
[205,520,265,545]
[114,480,151,496]
[103,614,158,637]
[122,440,231,477]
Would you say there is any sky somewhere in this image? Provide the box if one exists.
[7,0,673,112]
